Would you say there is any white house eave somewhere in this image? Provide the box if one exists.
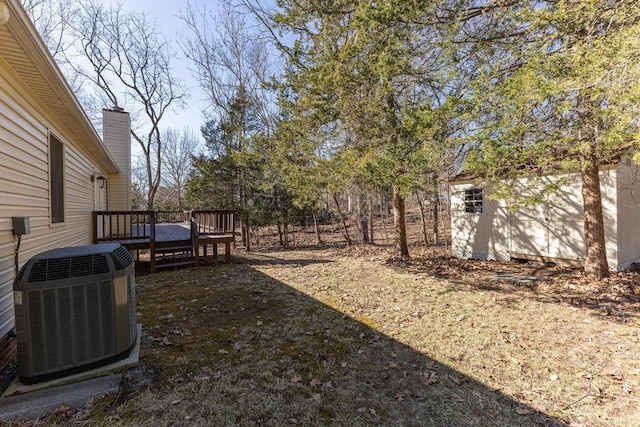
[2,0,119,174]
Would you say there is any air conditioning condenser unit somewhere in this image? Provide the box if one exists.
[14,243,136,384]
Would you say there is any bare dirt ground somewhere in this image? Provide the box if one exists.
[15,240,639,426]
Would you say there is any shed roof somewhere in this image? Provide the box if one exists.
[451,147,631,185]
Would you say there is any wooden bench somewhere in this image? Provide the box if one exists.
[190,210,235,265]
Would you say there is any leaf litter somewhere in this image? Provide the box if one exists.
[15,245,640,426]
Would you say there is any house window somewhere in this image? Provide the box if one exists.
[464,188,483,213]
[50,134,64,223]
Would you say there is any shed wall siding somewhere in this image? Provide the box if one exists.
[450,183,510,261]
[0,62,107,338]
[451,168,623,270]
[616,158,640,269]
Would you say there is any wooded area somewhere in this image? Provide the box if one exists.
[25,0,640,280]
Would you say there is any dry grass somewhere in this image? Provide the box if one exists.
[22,245,640,426]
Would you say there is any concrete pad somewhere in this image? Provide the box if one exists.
[489,273,539,283]
[0,324,142,420]
[0,373,122,420]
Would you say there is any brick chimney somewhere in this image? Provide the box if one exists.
[103,108,131,210]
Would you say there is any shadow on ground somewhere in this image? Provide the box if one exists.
[96,257,567,427]
[386,248,640,323]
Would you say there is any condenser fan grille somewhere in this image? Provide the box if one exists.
[28,254,110,282]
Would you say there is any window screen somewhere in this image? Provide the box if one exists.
[464,188,483,213]
[50,134,64,223]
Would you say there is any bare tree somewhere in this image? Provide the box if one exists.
[21,0,106,124]
[180,0,275,249]
[161,128,200,210]
[70,0,186,209]
[131,157,148,210]
[22,0,76,61]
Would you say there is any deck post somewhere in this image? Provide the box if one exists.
[92,212,98,244]
[149,211,156,273]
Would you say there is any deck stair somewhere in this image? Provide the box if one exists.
[153,240,194,270]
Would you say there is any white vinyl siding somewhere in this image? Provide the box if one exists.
[0,60,107,337]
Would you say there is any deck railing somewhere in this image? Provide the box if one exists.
[155,210,191,224]
[93,210,235,271]
[191,210,235,236]
[93,210,235,242]
[93,210,155,243]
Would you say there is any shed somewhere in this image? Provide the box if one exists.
[450,156,640,271]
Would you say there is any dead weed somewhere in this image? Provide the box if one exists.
[23,246,640,426]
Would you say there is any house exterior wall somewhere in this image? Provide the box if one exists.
[615,157,640,270]
[0,55,109,356]
[450,168,622,270]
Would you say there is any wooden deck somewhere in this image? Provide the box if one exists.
[93,210,235,273]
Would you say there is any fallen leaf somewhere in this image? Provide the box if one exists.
[291,374,302,383]
[51,405,70,415]
[451,375,468,385]
[310,378,322,388]
[421,371,438,385]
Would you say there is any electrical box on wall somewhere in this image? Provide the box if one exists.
[12,217,30,236]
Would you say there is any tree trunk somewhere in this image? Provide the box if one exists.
[379,193,389,244]
[432,192,440,245]
[368,195,374,244]
[333,194,353,245]
[415,190,428,246]
[242,220,251,252]
[277,220,284,246]
[580,153,609,279]
[393,184,409,257]
[313,211,323,245]
[283,208,289,248]
[355,190,369,244]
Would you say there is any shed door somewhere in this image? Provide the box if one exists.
[547,178,585,260]
[509,202,549,256]
[509,177,585,260]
